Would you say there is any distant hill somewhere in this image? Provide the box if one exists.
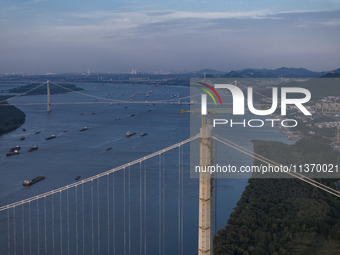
[321,72,340,78]
[201,74,217,78]
[196,69,226,74]
[194,67,339,78]
[222,70,244,78]
[272,67,326,77]
[261,73,340,101]
[222,67,329,78]
[223,69,276,78]
[332,68,340,73]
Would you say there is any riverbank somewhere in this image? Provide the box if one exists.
[0,96,26,136]
[4,82,83,95]
[0,82,84,135]
[214,136,340,255]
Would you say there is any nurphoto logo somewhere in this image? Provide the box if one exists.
[199,83,311,128]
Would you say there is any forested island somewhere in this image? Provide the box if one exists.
[0,96,26,136]
[4,83,83,95]
[214,136,340,255]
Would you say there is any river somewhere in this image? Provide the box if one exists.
[0,82,294,254]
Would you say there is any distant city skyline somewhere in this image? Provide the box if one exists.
[1,1,340,73]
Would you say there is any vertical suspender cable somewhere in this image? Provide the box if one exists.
[75,186,78,255]
[52,195,55,255]
[91,180,94,255]
[124,168,126,255]
[113,173,116,255]
[13,206,16,255]
[22,204,25,255]
[29,201,31,255]
[97,178,100,255]
[162,153,165,255]
[60,191,63,255]
[44,197,47,255]
[37,199,40,255]
[215,139,217,235]
[181,145,184,255]
[159,154,161,255]
[140,161,142,255]
[82,184,85,255]
[144,161,146,255]
[129,166,131,255]
[178,146,181,255]
[67,189,70,255]
[107,175,110,255]
[8,209,10,255]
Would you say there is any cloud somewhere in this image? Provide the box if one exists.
[145,11,175,17]
[1,8,340,73]
[119,4,158,9]
[319,18,340,26]
[3,9,340,43]
[50,9,290,38]
[2,9,339,52]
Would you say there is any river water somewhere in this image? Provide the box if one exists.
[0,82,294,254]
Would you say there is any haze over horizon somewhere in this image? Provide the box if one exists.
[1,0,340,74]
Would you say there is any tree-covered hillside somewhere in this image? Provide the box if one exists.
[0,96,26,136]
[214,136,340,255]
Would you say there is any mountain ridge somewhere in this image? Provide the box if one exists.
[195,67,339,78]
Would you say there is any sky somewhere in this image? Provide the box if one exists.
[0,0,340,74]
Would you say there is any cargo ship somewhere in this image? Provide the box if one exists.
[126,131,136,137]
[28,146,38,152]
[80,127,88,131]
[6,150,19,157]
[46,135,56,140]
[75,176,81,180]
[20,136,25,141]
[23,176,45,186]
[106,147,112,151]
[9,146,20,152]
[140,133,148,136]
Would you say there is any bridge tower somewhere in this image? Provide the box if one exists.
[47,80,51,112]
[198,115,214,255]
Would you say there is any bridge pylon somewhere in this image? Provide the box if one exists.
[47,80,51,112]
[198,115,213,255]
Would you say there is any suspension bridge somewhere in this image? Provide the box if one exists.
[0,80,339,255]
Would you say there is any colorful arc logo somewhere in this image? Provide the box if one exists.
[198,82,222,115]
[198,82,223,106]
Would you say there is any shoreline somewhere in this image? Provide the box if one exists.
[0,96,26,136]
